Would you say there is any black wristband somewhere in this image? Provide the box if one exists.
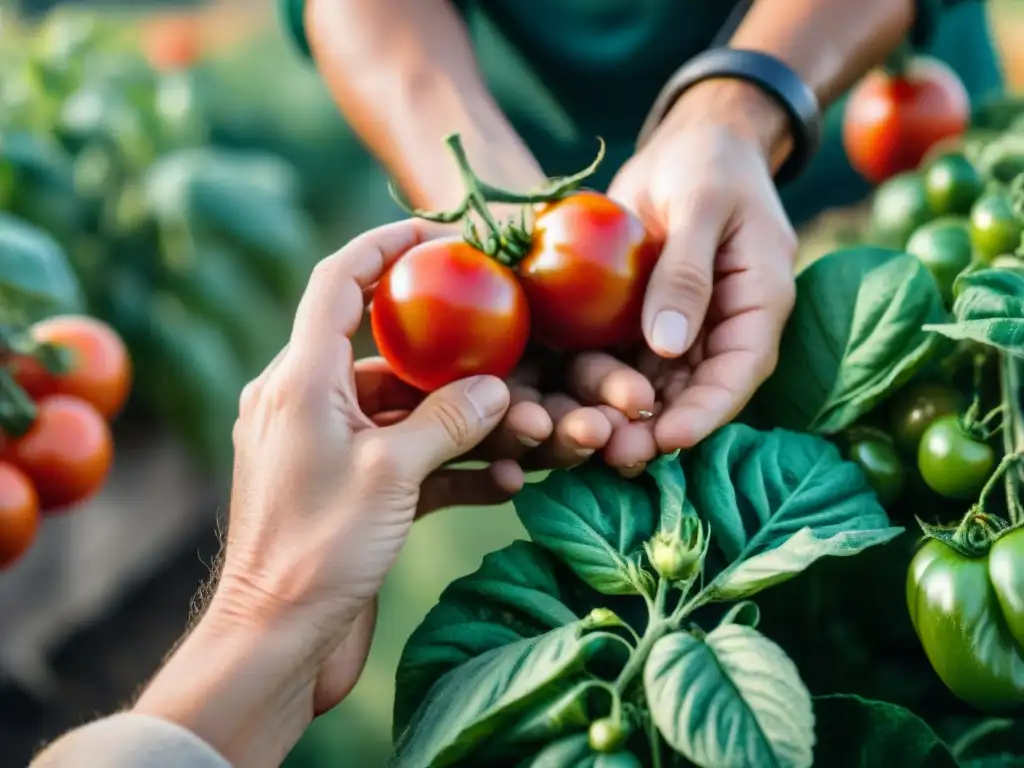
[636,48,822,186]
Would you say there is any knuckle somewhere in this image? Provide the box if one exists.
[657,258,714,310]
[428,397,475,447]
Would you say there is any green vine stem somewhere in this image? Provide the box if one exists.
[0,366,37,438]
[1000,354,1024,526]
[387,132,606,265]
[882,42,914,78]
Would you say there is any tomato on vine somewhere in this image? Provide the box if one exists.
[14,315,132,420]
[588,717,629,754]
[519,191,660,351]
[905,217,973,304]
[3,395,113,512]
[907,516,1024,713]
[843,54,970,184]
[923,153,983,217]
[0,461,39,570]
[370,238,530,392]
[888,380,965,457]
[917,415,995,500]
[970,192,1024,262]
[848,434,905,507]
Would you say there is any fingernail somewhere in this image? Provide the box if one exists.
[518,435,541,448]
[575,447,596,458]
[637,409,654,420]
[619,463,646,479]
[465,376,509,419]
[651,311,688,356]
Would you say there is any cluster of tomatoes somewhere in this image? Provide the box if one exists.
[0,315,131,571]
[370,139,660,393]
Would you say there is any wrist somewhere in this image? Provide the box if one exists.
[659,79,794,170]
[133,589,323,768]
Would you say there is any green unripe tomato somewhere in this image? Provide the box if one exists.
[849,436,905,507]
[970,192,1024,262]
[907,533,1024,712]
[588,717,628,754]
[906,217,974,304]
[869,172,935,249]
[888,381,965,457]
[917,415,995,500]
[924,153,984,216]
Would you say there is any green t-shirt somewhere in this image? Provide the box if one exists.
[280,0,1002,225]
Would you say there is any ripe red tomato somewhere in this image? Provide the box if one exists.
[141,15,203,71]
[370,238,530,392]
[0,461,39,571]
[518,191,660,351]
[14,315,132,420]
[843,57,970,185]
[3,396,113,513]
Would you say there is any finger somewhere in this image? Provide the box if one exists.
[655,272,792,450]
[525,396,612,470]
[602,420,658,473]
[641,192,731,359]
[468,395,553,462]
[354,357,425,415]
[288,220,442,377]
[564,352,655,419]
[380,375,511,481]
[416,461,525,517]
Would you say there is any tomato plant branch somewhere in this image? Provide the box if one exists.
[1000,354,1024,526]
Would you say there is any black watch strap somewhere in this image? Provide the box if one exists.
[636,47,822,186]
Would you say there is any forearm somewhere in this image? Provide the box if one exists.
[132,591,319,768]
[305,0,544,209]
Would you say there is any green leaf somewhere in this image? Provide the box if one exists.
[746,247,946,434]
[0,131,82,237]
[391,623,598,768]
[513,463,658,595]
[497,680,595,748]
[394,542,579,737]
[644,625,815,768]
[812,694,958,767]
[517,734,642,767]
[0,211,83,319]
[644,452,694,533]
[686,425,902,599]
[924,269,1024,356]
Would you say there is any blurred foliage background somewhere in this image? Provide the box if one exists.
[0,1,1023,767]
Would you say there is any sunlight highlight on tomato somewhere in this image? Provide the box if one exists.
[370,238,530,392]
[518,191,660,351]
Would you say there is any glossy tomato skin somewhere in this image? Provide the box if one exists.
[907,538,1024,712]
[15,315,132,420]
[3,395,113,512]
[888,380,965,457]
[518,191,660,352]
[906,217,973,304]
[0,461,39,570]
[989,528,1024,649]
[844,57,970,185]
[371,238,530,392]
[970,192,1024,262]
[923,154,983,217]
[849,436,905,507]
[917,415,995,500]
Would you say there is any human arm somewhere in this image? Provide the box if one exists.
[601,0,920,467]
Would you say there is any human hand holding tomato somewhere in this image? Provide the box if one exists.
[599,80,798,465]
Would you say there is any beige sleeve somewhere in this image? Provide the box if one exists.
[30,713,232,768]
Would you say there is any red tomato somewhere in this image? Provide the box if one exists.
[518,191,660,351]
[370,238,530,392]
[0,461,39,571]
[843,57,970,184]
[14,315,132,420]
[141,15,202,71]
[4,396,113,513]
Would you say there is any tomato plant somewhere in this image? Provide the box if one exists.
[13,315,132,419]
[3,395,113,512]
[518,191,660,351]
[888,380,965,457]
[843,55,970,184]
[917,415,995,500]
[370,238,530,392]
[0,460,39,571]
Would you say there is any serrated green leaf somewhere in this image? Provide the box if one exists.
[685,425,901,599]
[644,625,814,768]
[513,463,658,595]
[924,268,1024,356]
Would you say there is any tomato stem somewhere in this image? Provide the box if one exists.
[882,42,913,78]
[0,366,37,438]
[387,132,606,265]
[1000,354,1024,526]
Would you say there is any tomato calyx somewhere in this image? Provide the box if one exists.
[387,132,606,266]
[0,325,74,437]
[880,42,914,79]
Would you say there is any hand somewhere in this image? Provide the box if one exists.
[600,80,798,463]
[134,221,519,766]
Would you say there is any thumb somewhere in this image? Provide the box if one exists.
[384,375,510,480]
[642,207,723,359]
